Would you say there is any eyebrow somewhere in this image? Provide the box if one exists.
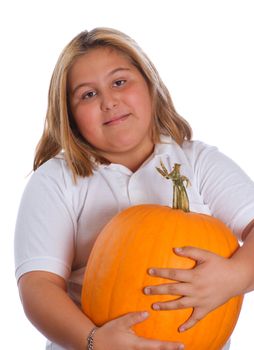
[71,67,131,95]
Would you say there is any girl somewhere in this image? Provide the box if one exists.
[14,27,254,350]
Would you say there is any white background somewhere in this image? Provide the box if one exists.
[1,0,253,349]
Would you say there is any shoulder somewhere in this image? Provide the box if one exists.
[35,153,73,181]
[179,139,220,172]
[159,135,216,154]
[32,153,89,188]
[181,139,217,158]
[25,154,91,217]
[158,135,218,168]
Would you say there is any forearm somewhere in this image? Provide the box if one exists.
[18,271,94,350]
[231,224,254,294]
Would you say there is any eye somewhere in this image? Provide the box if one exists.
[113,79,126,87]
[81,90,97,100]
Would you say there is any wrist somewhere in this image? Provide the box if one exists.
[87,326,98,350]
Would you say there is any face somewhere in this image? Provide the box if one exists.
[68,47,154,167]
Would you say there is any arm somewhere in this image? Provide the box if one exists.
[18,271,94,350]
[232,219,254,293]
[19,271,184,350]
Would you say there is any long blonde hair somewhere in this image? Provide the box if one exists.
[34,27,192,180]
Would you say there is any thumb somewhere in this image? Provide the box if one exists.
[116,311,150,329]
[174,246,212,264]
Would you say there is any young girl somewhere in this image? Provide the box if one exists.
[14,27,254,350]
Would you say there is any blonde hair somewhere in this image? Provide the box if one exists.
[34,27,192,179]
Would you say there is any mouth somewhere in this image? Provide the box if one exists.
[103,113,130,126]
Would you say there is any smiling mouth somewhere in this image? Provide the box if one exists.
[103,113,130,126]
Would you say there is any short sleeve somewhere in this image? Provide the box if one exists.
[14,159,77,282]
[190,142,254,240]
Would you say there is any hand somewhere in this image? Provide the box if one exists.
[94,311,184,350]
[144,247,240,332]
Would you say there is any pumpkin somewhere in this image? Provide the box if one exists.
[81,163,243,350]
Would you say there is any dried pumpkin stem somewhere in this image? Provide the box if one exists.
[156,161,191,212]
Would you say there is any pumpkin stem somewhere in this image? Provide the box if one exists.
[156,161,191,212]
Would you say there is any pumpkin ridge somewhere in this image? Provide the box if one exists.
[212,301,231,350]
[210,296,242,349]
[168,210,195,335]
[137,207,158,329]
[106,213,136,321]
[148,207,177,336]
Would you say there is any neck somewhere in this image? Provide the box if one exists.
[100,142,155,172]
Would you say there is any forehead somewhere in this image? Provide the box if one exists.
[69,47,133,77]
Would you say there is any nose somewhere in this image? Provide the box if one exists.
[100,90,118,111]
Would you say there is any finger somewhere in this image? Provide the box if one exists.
[178,308,205,332]
[151,296,194,311]
[116,311,150,329]
[137,336,185,350]
[174,246,214,263]
[144,282,192,296]
[148,267,193,282]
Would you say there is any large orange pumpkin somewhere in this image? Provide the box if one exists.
[81,164,243,349]
[81,205,243,349]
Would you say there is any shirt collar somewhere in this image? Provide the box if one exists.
[153,134,174,156]
[96,134,175,171]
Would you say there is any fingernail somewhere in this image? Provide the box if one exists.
[148,268,155,275]
[174,247,183,253]
[144,287,151,294]
[152,304,160,310]
[178,326,185,332]
[141,311,149,318]
[178,345,185,350]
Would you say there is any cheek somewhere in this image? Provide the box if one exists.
[130,89,152,118]
[72,106,99,138]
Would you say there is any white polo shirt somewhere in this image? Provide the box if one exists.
[14,135,254,349]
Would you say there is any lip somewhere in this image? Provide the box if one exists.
[103,113,130,126]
